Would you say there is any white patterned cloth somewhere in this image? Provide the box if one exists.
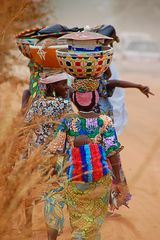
[109,62,128,135]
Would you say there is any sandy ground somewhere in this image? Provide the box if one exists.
[5,60,158,240]
[1,1,159,239]
[1,60,160,240]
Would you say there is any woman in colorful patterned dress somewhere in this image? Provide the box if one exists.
[24,72,72,233]
[47,90,125,240]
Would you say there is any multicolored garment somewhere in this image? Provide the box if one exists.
[67,143,110,183]
[28,61,46,98]
[94,72,115,119]
[98,73,115,99]
[25,96,72,149]
[24,96,72,231]
[46,114,121,239]
[44,173,112,239]
[44,183,65,234]
[49,114,120,153]
[65,174,111,240]
[109,62,128,135]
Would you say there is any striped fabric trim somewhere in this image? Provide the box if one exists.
[90,144,103,181]
[72,147,83,181]
[84,144,93,182]
[98,145,110,176]
[80,145,88,182]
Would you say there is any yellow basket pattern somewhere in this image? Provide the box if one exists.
[56,48,113,78]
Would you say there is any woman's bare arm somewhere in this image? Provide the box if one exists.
[107,80,154,98]
[108,153,121,184]
[21,89,31,109]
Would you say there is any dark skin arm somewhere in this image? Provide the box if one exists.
[108,153,130,209]
[105,67,112,79]
[108,153,121,184]
[107,80,154,98]
[74,135,92,147]
[21,89,31,109]
[104,67,154,98]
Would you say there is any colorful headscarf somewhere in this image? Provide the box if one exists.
[72,90,99,108]
[71,78,99,92]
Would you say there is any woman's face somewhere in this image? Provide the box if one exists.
[53,79,68,98]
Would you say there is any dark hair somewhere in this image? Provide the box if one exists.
[46,83,54,97]
[74,135,91,147]
[100,25,115,37]
[72,91,96,112]
[96,24,120,44]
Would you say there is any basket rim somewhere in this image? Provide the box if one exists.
[56,47,113,56]
[29,45,68,50]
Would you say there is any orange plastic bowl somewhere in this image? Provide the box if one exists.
[29,45,67,68]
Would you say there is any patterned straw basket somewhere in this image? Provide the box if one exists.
[16,38,38,59]
[72,78,99,92]
[56,47,113,78]
[16,27,42,59]
[16,26,71,60]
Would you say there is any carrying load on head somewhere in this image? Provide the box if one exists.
[16,24,83,100]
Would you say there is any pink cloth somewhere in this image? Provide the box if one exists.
[40,72,68,84]
[75,90,99,106]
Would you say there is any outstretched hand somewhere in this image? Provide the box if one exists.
[110,182,130,210]
[139,85,154,98]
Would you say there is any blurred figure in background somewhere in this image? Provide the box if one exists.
[93,24,154,135]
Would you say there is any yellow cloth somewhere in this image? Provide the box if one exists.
[65,174,112,240]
